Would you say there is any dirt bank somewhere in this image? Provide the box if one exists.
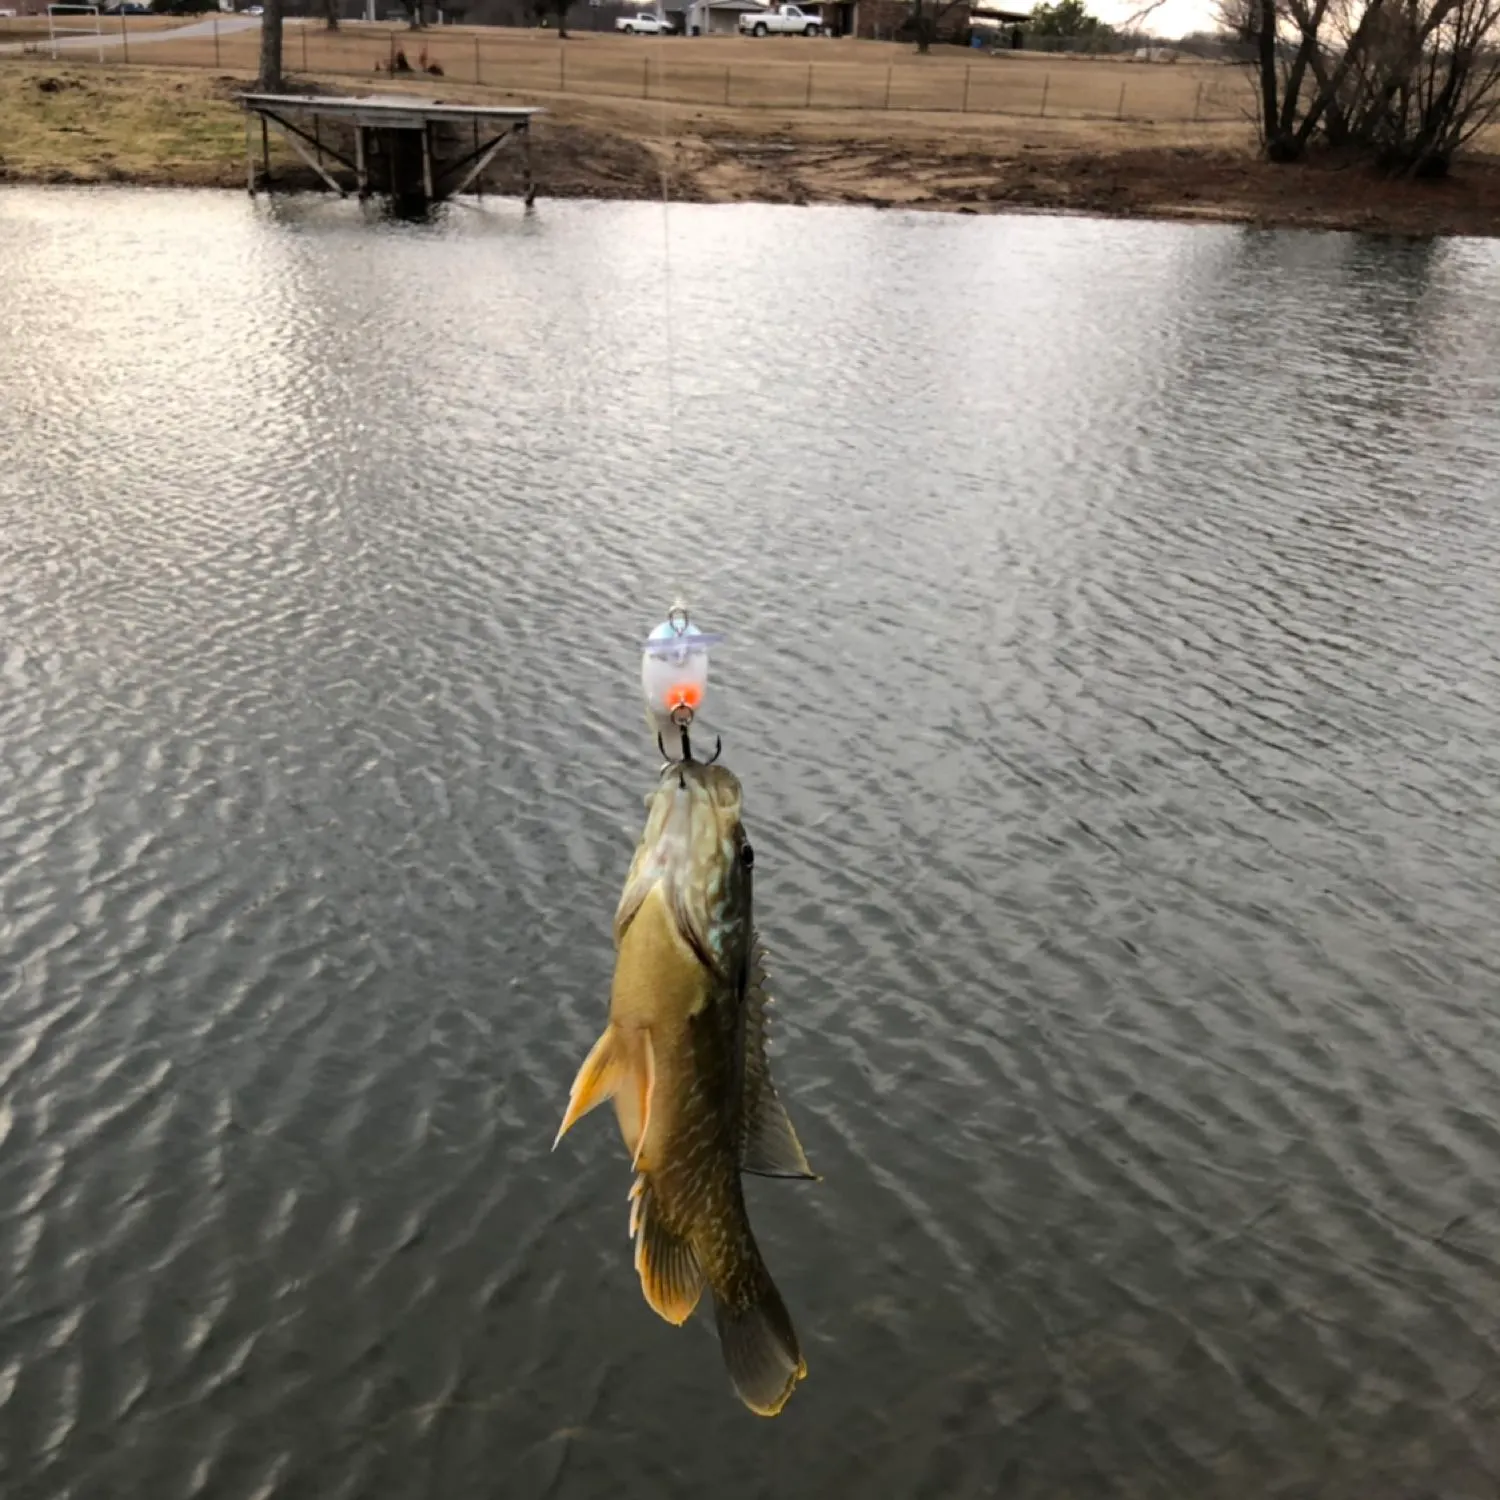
[3,61,1498,238]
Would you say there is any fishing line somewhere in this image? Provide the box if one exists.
[654,7,678,518]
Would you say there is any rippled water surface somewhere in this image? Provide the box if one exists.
[3,187,1500,1499]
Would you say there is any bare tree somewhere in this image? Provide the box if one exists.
[323,0,339,31]
[1119,0,1170,27]
[907,0,969,51]
[530,0,575,36]
[1213,0,1251,33]
[257,0,284,87]
[1337,0,1500,168]
[1222,0,1500,169]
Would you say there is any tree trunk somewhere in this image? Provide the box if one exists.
[258,0,284,88]
[1256,0,1282,150]
[1292,0,1388,149]
[324,0,339,30]
[1277,0,1330,139]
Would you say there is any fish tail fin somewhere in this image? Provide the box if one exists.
[711,1250,807,1418]
[553,1024,655,1161]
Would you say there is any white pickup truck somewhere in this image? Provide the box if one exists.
[739,4,822,34]
[616,10,675,31]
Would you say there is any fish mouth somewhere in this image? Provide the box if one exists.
[615,759,748,967]
[649,759,743,837]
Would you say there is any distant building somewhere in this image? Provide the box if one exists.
[817,0,1025,40]
[684,0,764,32]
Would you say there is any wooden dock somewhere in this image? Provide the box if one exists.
[241,93,542,210]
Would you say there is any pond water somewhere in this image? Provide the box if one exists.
[3,186,1500,1498]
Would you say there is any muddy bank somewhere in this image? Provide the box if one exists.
[616,134,1500,237]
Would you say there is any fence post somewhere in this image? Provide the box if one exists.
[1193,79,1202,121]
[473,35,480,82]
[301,24,307,71]
[389,31,395,71]
[883,63,892,109]
[559,44,564,89]
[643,54,650,99]
[1039,71,1049,116]
[1116,78,1126,118]
[962,61,970,112]
[120,9,128,63]
[805,61,812,108]
[724,63,730,105]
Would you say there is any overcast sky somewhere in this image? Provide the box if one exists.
[1094,0,1219,35]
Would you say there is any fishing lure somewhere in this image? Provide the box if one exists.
[641,603,722,764]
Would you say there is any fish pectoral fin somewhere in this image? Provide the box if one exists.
[741,1080,818,1181]
[620,1031,656,1169]
[554,1024,655,1154]
[632,1175,705,1326]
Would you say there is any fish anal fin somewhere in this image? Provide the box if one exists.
[632,1175,705,1326]
[554,1024,655,1161]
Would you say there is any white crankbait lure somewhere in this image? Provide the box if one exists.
[641,602,723,757]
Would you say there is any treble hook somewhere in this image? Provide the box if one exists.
[656,724,723,770]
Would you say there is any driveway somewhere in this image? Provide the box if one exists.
[0,13,262,55]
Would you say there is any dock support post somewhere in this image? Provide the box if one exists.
[355,125,368,197]
[261,116,270,187]
[273,119,349,195]
[421,123,435,203]
[523,121,535,207]
[245,111,255,194]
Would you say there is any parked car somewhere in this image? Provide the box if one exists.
[739,3,821,34]
[615,10,675,31]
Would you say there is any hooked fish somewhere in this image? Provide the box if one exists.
[554,758,817,1417]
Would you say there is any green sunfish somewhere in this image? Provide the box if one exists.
[554,758,816,1417]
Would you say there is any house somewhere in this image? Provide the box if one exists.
[969,3,1030,40]
[685,0,765,30]
[818,0,977,41]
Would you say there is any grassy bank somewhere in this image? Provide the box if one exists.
[3,56,1499,236]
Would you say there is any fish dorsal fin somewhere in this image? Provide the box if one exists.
[739,936,818,1181]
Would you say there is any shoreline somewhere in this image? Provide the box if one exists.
[4,62,1500,238]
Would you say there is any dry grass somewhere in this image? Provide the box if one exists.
[0,64,280,184]
[119,24,1255,124]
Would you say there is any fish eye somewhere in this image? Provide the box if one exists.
[740,843,754,869]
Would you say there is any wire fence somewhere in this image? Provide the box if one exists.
[1,21,1256,123]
